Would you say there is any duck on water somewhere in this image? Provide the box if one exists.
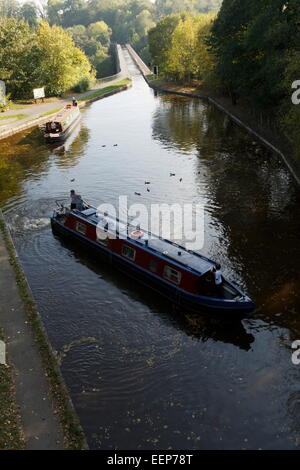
[51,199,255,314]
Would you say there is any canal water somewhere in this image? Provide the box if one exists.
[1,51,300,450]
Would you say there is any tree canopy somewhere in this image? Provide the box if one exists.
[149,12,216,82]
[0,17,95,98]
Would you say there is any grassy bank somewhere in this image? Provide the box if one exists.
[0,216,86,450]
[79,78,131,102]
[0,328,25,450]
[0,114,29,121]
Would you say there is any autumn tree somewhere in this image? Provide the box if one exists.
[149,12,215,82]
[148,14,181,74]
[36,21,95,95]
[166,14,199,81]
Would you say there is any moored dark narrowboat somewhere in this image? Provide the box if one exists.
[44,104,81,143]
[51,202,255,314]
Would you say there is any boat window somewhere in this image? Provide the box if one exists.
[76,221,87,235]
[149,259,158,272]
[122,245,136,261]
[163,265,181,285]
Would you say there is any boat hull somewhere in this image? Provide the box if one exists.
[51,216,255,314]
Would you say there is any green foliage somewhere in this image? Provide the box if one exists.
[45,0,221,78]
[155,0,222,17]
[207,0,300,158]
[0,93,11,112]
[36,21,95,96]
[148,14,182,74]
[0,17,95,99]
[149,12,216,82]
[47,0,156,57]
[208,0,299,108]
[209,0,300,160]
[0,114,29,120]
[0,0,20,18]
[67,20,113,78]
[0,17,38,98]
[0,0,40,25]
[71,77,93,93]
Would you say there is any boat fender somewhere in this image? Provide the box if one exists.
[131,230,144,239]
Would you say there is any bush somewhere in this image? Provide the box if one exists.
[0,94,11,112]
[71,78,93,93]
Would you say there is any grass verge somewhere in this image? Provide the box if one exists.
[0,328,25,450]
[79,78,131,102]
[8,103,29,110]
[0,215,86,450]
[0,114,29,121]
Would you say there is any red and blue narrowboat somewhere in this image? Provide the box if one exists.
[51,202,255,313]
[44,104,81,143]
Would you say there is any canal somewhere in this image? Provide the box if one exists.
[1,50,300,450]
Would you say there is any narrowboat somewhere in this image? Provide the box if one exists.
[44,104,80,142]
[51,203,255,314]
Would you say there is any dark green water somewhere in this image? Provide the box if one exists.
[1,52,300,449]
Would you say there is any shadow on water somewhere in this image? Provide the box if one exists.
[53,231,255,352]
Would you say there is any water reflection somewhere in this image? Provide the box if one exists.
[52,124,90,169]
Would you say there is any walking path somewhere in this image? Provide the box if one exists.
[0,221,65,449]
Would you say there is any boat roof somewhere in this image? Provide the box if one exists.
[75,207,215,276]
[47,105,79,123]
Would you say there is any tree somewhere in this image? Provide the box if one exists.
[19,2,39,26]
[47,0,65,25]
[148,14,181,72]
[155,0,222,17]
[166,14,199,81]
[194,13,216,83]
[149,12,215,82]
[87,21,112,46]
[0,17,38,98]
[36,21,95,95]
[0,0,20,18]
